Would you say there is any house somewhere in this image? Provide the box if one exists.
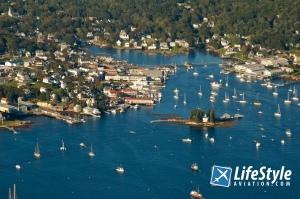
[160,42,169,50]
[119,30,129,40]
[124,42,130,48]
[175,40,189,48]
[42,77,51,84]
[148,44,157,50]
[116,40,122,47]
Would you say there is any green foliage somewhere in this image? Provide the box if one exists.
[190,108,205,122]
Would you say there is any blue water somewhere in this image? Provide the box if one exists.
[0,47,299,198]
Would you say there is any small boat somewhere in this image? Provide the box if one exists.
[232,88,237,99]
[183,94,187,105]
[15,164,21,170]
[209,95,215,103]
[274,104,281,118]
[193,68,199,76]
[211,81,221,89]
[272,87,279,97]
[204,133,208,139]
[182,138,192,144]
[292,87,299,101]
[173,88,179,94]
[225,76,229,87]
[60,140,67,151]
[174,93,179,100]
[255,142,261,148]
[88,144,95,157]
[133,104,139,110]
[191,163,199,171]
[79,142,86,148]
[239,93,247,104]
[258,111,263,114]
[266,82,273,89]
[197,86,203,96]
[174,104,177,108]
[190,187,203,199]
[209,137,215,143]
[116,166,125,174]
[222,92,230,103]
[208,74,214,79]
[281,140,285,145]
[284,92,291,105]
[184,62,192,69]
[253,94,262,106]
[34,141,41,159]
[285,129,292,137]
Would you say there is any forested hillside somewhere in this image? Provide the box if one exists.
[0,0,299,53]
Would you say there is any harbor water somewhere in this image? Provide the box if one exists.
[0,47,299,198]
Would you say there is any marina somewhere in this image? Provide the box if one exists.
[0,47,299,199]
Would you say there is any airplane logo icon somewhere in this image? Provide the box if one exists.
[210,165,232,187]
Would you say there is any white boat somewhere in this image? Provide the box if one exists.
[266,82,273,89]
[292,87,299,101]
[225,76,229,87]
[133,104,139,110]
[183,94,187,105]
[285,129,292,137]
[173,93,179,100]
[255,142,261,148]
[79,142,86,148]
[193,68,199,76]
[60,140,67,151]
[284,92,291,105]
[116,166,125,174]
[258,111,263,114]
[209,137,215,143]
[211,81,221,89]
[34,141,41,159]
[197,86,203,96]
[209,95,215,103]
[211,91,218,96]
[281,140,285,145]
[222,92,230,103]
[272,87,279,97]
[190,187,203,199]
[182,138,192,144]
[232,88,237,99]
[253,94,262,106]
[173,88,179,93]
[15,164,21,170]
[239,93,247,104]
[191,163,199,171]
[88,144,95,157]
[208,74,214,79]
[274,104,281,118]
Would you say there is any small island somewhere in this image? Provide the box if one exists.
[151,108,243,128]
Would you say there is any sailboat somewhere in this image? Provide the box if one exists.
[274,104,281,118]
[173,92,179,100]
[239,93,247,104]
[173,88,179,94]
[183,93,187,105]
[225,76,229,87]
[190,187,203,199]
[284,92,291,105]
[34,140,41,158]
[292,87,299,101]
[60,140,67,151]
[88,144,95,157]
[197,85,203,96]
[232,88,237,99]
[193,68,199,76]
[222,92,230,103]
[8,184,17,199]
[272,87,279,97]
[253,94,262,106]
